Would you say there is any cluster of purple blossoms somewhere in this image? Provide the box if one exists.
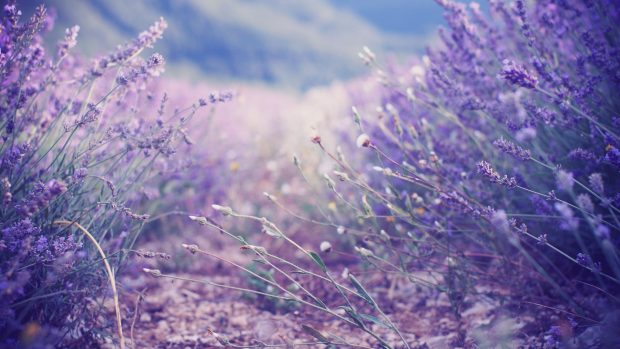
[499,59,539,89]
[493,137,531,160]
[1,218,40,253]
[57,25,79,59]
[88,17,168,77]
[0,2,232,344]
[0,143,30,170]
[476,160,517,188]
[336,0,620,341]
[14,179,67,217]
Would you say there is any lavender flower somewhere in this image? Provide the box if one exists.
[0,144,30,170]
[57,25,79,58]
[499,59,538,89]
[588,173,604,195]
[1,219,40,252]
[492,137,531,160]
[545,325,561,347]
[537,234,548,245]
[476,161,517,188]
[554,203,578,231]
[15,179,67,217]
[72,167,88,182]
[556,170,574,192]
[490,209,510,234]
[75,103,101,127]
[594,224,610,240]
[576,253,589,267]
[576,194,594,212]
[52,235,81,257]
[144,52,165,77]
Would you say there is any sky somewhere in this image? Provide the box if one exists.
[23,0,450,89]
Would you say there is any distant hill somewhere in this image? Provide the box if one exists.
[22,0,444,89]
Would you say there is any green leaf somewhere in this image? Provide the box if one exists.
[349,274,375,307]
[261,222,283,238]
[358,314,390,329]
[404,194,413,213]
[309,251,327,272]
[340,306,365,329]
[301,324,330,343]
[311,296,329,310]
[361,195,374,217]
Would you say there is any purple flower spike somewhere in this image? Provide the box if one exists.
[499,59,538,89]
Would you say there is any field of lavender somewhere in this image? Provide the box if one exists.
[2,0,620,348]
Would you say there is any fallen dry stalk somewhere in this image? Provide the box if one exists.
[53,220,125,349]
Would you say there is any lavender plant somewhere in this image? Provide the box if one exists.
[314,0,620,345]
[143,0,620,347]
[0,2,231,347]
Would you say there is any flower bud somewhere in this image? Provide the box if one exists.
[211,204,234,216]
[181,243,199,254]
[143,268,162,277]
[356,133,371,148]
[189,215,208,225]
[319,241,332,253]
[263,192,277,201]
[354,246,374,258]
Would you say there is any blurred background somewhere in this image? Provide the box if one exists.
[17,0,468,220]
[24,0,449,90]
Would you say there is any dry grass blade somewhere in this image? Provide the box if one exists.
[53,220,125,349]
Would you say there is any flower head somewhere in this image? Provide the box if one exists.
[499,59,538,89]
[319,241,332,253]
[556,170,574,192]
[356,133,371,148]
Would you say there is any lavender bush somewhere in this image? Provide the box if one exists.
[0,2,231,347]
[347,0,620,302]
[161,0,620,347]
[3,0,620,348]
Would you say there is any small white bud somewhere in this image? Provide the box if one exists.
[406,87,416,102]
[355,246,374,258]
[263,192,277,201]
[293,153,301,166]
[319,241,332,253]
[240,244,267,255]
[211,204,234,216]
[362,46,376,61]
[352,106,361,125]
[333,170,349,181]
[356,133,371,148]
[188,215,208,225]
[336,146,346,162]
[181,243,200,254]
[411,192,424,204]
[143,268,162,277]
[337,226,346,235]
[380,230,390,240]
[323,173,336,190]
